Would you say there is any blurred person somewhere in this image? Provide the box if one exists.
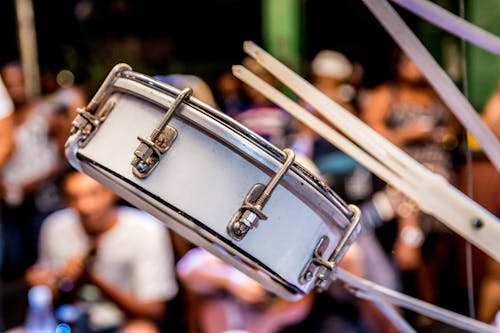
[25,170,178,333]
[176,247,314,333]
[0,61,66,235]
[41,65,88,157]
[466,86,500,327]
[309,49,357,112]
[153,73,218,109]
[477,253,500,328]
[177,218,401,333]
[290,49,356,158]
[287,186,402,333]
[0,61,68,330]
[229,56,295,150]
[290,50,384,206]
[154,72,312,333]
[481,83,500,139]
[361,50,464,328]
[284,50,402,333]
[214,70,246,116]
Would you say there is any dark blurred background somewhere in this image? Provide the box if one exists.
[1,0,500,112]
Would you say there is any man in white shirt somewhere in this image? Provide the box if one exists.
[26,171,178,333]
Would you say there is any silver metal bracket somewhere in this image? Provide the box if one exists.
[68,63,131,149]
[70,99,115,148]
[227,148,295,240]
[131,87,192,178]
[299,204,361,291]
[299,235,331,285]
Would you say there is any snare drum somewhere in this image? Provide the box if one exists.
[65,64,360,300]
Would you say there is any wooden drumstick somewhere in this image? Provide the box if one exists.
[242,41,437,185]
[232,65,413,194]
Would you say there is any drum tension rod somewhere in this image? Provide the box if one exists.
[299,204,361,291]
[131,88,192,179]
[227,149,295,241]
[68,63,131,149]
[69,99,116,148]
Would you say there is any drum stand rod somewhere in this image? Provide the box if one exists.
[388,0,500,55]
[333,268,499,333]
[360,0,500,170]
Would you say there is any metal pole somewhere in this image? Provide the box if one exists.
[15,0,41,98]
[335,268,499,333]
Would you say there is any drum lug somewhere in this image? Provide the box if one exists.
[131,88,192,178]
[299,235,331,285]
[69,63,131,148]
[227,148,295,240]
[299,204,361,291]
[70,100,115,148]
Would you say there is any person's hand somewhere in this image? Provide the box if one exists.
[25,264,57,289]
[226,271,268,305]
[61,255,88,282]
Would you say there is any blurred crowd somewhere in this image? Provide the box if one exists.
[0,47,499,333]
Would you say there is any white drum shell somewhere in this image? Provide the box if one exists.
[66,75,355,300]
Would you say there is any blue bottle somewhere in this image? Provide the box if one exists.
[25,285,57,333]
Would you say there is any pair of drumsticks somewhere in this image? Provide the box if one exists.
[232,41,499,263]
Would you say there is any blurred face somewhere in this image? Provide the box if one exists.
[217,71,240,97]
[1,63,27,107]
[312,75,341,101]
[397,55,424,83]
[64,172,118,235]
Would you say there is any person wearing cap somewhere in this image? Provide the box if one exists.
[287,50,402,333]
[292,50,381,206]
[309,49,358,113]
[291,50,357,159]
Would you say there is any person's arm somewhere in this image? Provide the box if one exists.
[28,246,166,321]
[25,215,64,295]
[177,247,268,305]
[95,223,177,322]
[60,241,168,322]
[477,257,500,324]
[482,90,500,139]
[362,86,401,144]
[87,272,166,321]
